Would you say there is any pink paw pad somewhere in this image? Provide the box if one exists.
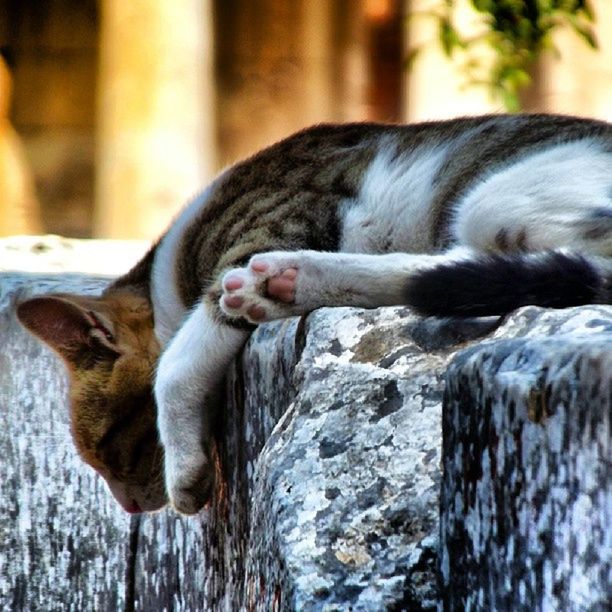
[266,268,298,303]
[223,275,244,291]
[250,260,269,274]
[220,257,301,323]
[223,294,243,309]
[246,305,267,321]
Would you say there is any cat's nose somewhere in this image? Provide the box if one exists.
[105,476,143,513]
[123,499,142,514]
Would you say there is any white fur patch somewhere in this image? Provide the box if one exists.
[340,142,449,254]
[452,138,612,254]
[219,248,476,322]
[151,173,228,346]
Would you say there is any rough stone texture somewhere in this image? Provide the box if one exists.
[1,236,610,610]
[441,306,612,611]
[237,309,502,611]
[0,271,132,610]
[1,237,492,610]
[132,307,500,610]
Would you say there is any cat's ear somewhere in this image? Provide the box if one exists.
[17,295,119,367]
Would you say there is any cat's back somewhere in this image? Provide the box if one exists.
[170,113,611,248]
[131,114,611,332]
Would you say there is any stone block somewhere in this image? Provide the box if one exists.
[2,236,609,610]
[440,308,611,611]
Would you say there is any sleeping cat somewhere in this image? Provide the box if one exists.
[17,114,612,515]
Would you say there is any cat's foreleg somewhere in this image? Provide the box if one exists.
[155,302,248,514]
[219,249,472,323]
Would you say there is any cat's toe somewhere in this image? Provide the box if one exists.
[223,274,245,291]
[248,254,286,278]
[223,294,244,310]
[221,269,254,313]
[222,268,254,294]
[220,257,301,323]
[220,266,270,321]
[246,255,299,303]
[167,462,215,515]
[246,304,267,321]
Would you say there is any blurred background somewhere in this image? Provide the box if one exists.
[0,0,611,240]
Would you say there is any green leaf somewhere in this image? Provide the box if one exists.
[505,68,531,89]
[439,17,461,56]
[567,16,599,48]
[501,89,521,112]
[472,0,493,14]
[419,0,601,114]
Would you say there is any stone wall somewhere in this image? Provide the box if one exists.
[1,237,609,609]
[441,321,611,610]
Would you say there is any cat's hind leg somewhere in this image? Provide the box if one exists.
[219,249,467,323]
[452,139,612,256]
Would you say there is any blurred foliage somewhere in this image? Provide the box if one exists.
[411,1,598,111]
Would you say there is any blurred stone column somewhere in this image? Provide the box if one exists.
[404,0,498,121]
[95,0,215,239]
[214,0,338,165]
[0,57,42,236]
[536,0,612,120]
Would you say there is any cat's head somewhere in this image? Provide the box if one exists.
[17,291,167,513]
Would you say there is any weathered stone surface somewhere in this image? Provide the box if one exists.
[1,272,132,609]
[1,241,490,610]
[237,309,501,610]
[440,306,612,611]
[0,234,149,275]
[2,237,610,610]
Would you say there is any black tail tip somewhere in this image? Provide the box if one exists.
[405,252,608,318]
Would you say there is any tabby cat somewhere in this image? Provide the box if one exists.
[17,114,612,514]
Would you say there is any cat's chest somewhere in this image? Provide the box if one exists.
[151,258,189,349]
[151,189,213,346]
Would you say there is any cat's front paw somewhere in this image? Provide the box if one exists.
[220,253,300,323]
[165,451,215,515]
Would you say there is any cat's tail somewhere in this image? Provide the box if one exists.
[405,251,612,317]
